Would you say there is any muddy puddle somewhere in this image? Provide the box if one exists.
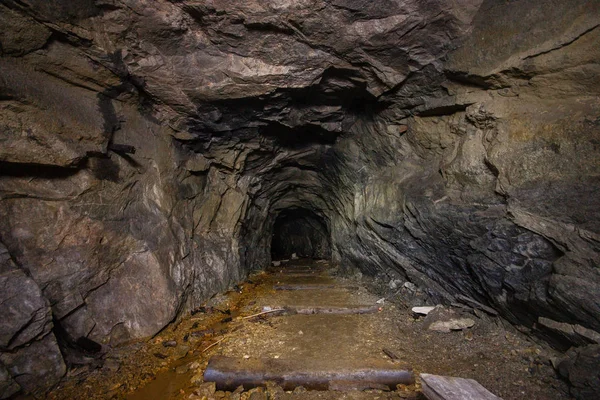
[126,357,193,400]
[126,309,243,400]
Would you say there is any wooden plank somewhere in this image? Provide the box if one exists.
[274,284,358,291]
[272,272,327,278]
[266,305,380,315]
[420,374,502,400]
[204,356,414,391]
[269,269,326,274]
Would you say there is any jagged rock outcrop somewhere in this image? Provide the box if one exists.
[0,0,599,398]
[329,0,600,334]
[558,345,600,399]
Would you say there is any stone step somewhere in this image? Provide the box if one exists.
[204,356,414,391]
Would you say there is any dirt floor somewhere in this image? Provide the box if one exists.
[42,259,573,400]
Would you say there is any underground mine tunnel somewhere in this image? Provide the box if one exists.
[1,0,600,399]
[271,208,331,260]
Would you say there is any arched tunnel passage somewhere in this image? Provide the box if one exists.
[271,208,331,260]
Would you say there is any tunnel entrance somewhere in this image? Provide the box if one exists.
[271,208,331,260]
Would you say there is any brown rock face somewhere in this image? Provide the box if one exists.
[0,0,599,397]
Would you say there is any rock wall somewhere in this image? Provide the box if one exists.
[329,0,600,334]
[0,0,599,397]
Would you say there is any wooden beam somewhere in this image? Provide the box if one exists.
[264,305,380,315]
[274,284,358,291]
[205,356,414,391]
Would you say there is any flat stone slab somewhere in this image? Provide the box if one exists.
[205,356,414,391]
[420,374,502,400]
[412,306,436,316]
[428,318,475,332]
[423,307,476,332]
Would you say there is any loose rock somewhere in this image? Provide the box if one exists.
[423,307,475,333]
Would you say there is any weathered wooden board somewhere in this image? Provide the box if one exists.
[272,272,327,278]
[420,373,503,400]
[264,304,380,315]
[274,284,358,291]
[205,356,414,391]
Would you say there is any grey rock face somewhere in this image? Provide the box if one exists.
[538,317,600,352]
[0,334,66,397]
[558,345,600,399]
[0,242,65,397]
[0,362,20,400]
[0,244,51,350]
[0,0,599,397]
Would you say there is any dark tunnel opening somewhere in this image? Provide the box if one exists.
[271,208,331,260]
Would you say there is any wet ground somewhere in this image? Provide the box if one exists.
[46,259,572,400]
